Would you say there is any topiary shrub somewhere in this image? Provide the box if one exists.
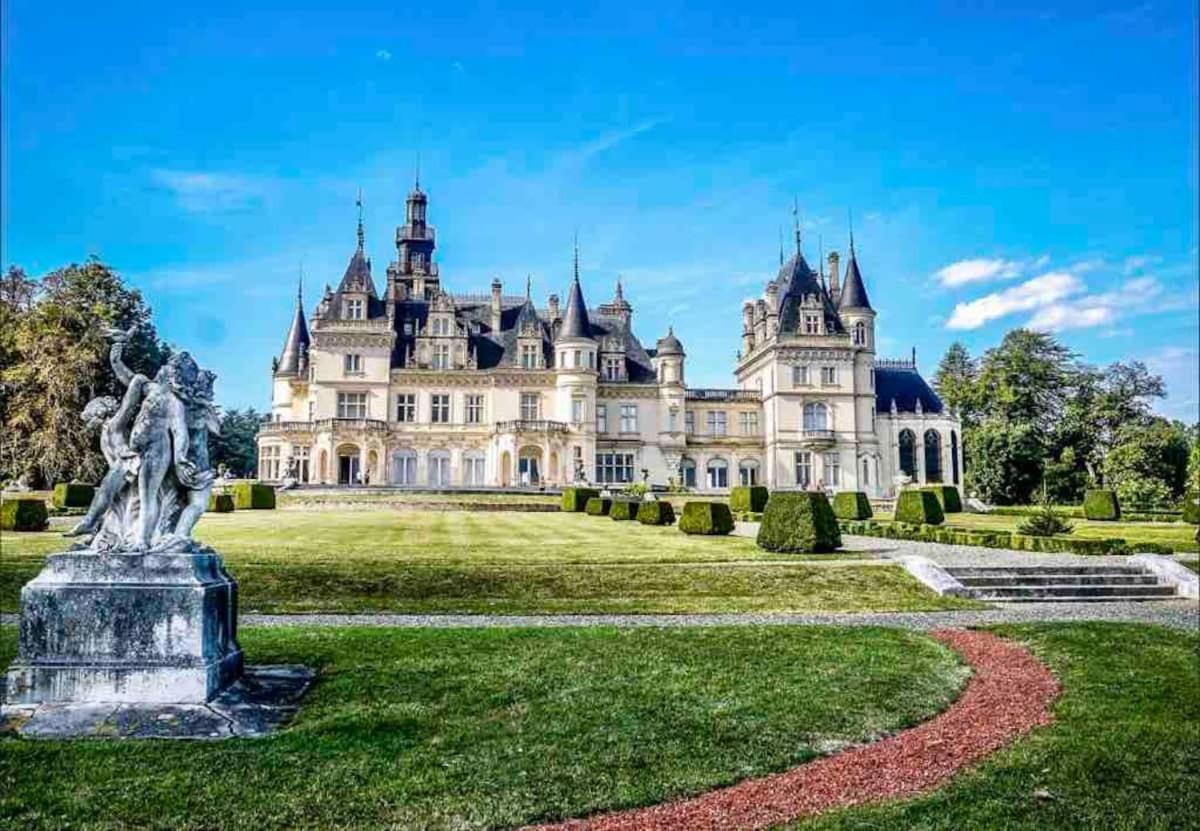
[207,493,235,513]
[584,497,613,516]
[609,500,639,521]
[0,497,49,532]
[1182,489,1199,524]
[51,483,95,509]
[637,500,676,526]
[831,491,873,521]
[1083,489,1120,521]
[678,502,734,535]
[561,487,600,512]
[232,482,276,510]
[895,489,945,526]
[922,485,963,514]
[729,486,769,514]
[756,491,842,553]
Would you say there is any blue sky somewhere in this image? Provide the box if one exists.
[3,0,1197,419]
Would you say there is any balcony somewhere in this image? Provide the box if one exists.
[685,388,761,402]
[799,429,836,447]
[495,419,569,435]
[257,421,315,436]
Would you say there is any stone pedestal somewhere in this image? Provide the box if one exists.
[4,552,243,705]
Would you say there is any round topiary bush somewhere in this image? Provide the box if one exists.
[1083,489,1121,521]
[636,500,676,526]
[207,493,236,513]
[52,482,95,509]
[756,491,842,553]
[609,500,639,521]
[831,491,873,520]
[729,485,769,514]
[0,497,49,532]
[678,502,734,535]
[895,489,945,526]
[561,487,600,512]
[584,497,613,516]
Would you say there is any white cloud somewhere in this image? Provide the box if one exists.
[376,49,392,61]
[1026,276,1164,332]
[1146,346,1200,423]
[933,257,1022,287]
[946,271,1083,330]
[150,169,268,213]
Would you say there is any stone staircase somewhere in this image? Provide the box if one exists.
[946,565,1179,603]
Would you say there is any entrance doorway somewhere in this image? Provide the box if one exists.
[518,447,542,486]
[336,443,361,485]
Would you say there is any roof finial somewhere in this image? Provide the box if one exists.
[778,225,784,266]
[526,273,532,299]
[792,197,801,254]
[911,345,917,367]
[415,151,421,190]
[848,208,856,255]
[573,232,580,283]
[298,262,304,304]
[615,274,624,301]
[356,189,365,251]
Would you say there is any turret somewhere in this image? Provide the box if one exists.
[654,327,685,385]
[838,234,875,351]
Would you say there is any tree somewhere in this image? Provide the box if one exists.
[0,266,38,479]
[1103,418,1192,507]
[933,342,979,427]
[1,259,170,485]
[964,419,1044,505]
[210,408,265,478]
[975,329,1077,432]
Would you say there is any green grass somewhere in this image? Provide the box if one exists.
[872,510,1199,552]
[793,622,1200,830]
[0,625,970,830]
[0,510,975,614]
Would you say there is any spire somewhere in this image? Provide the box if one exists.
[526,273,532,300]
[848,208,856,255]
[356,189,365,251]
[276,276,311,377]
[792,197,801,253]
[778,226,784,266]
[837,211,873,311]
[559,239,593,341]
[573,232,580,283]
[615,274,625,302]
[414,152,421,191]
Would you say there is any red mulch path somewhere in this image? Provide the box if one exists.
[526,628,1059,831]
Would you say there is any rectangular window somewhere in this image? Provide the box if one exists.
[794,451,813,488]
[596,404,607,434]
[465,394,483,424]
[604,357,622,381]
[520,393,540,421]
[571,398,584,424]
[336,392,367,419]
[573,349,581,368]
[823,453,840,487]
[395,393,415,422]
[345,299,364,320]
[669,409,677,432]
[619,404,638,433]
[521,343,540,369]
[793,365,809,386]
[463,455,486,485]
[821,366,837,385]
[803,314,820,335]
[430,393,450,423]
[595,452,635,484]
[706,410,727,436]
[343,354,363,374]
[685,411,695,435]
[432,344,451,370]
[740,412,759,435]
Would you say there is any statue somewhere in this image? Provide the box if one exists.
[65,327,218,553]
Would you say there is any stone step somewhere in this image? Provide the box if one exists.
[948,566,1148,577]
[986,594,1180,603]
[958,574,1162,588]
[971,584,1177,600]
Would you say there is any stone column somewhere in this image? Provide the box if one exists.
[915,436,927,485]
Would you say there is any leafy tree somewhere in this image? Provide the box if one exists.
[1102,418,1191,506]
[964,419,1044,505]
[210,408,265,478]
[0,266,38,480]
[975,329,1077,432]
[1,259,170,485]
[1041,446,1089,504]
[932,341,979,427]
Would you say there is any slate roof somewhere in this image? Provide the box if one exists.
[275,296,310,376]
[655,327,684,356]
[838,251,872,310]
[775,251,846,335]
[874,366,944,414]
[558,277,592,340]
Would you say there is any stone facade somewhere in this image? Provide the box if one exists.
[257,186,961,495]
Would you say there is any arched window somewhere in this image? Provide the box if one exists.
[738,459,760,486]
[679,457,697,489]
[924,430,942,483]
[853,321,866,346]
[706,457,729,489]
[951,431,960,485]
[428,450,451,487]
[803,402,829,431]
[861,456,870,486]
[898,429,916,478]
[390,449,417,485]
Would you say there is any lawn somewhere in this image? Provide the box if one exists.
[873,510,1199,553]
[793,622,1200,830]
[0,625,970,830]
[0,510,977,614]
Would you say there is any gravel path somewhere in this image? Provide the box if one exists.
[526,629,1059,831]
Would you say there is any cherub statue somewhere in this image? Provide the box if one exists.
[63,393,142,539]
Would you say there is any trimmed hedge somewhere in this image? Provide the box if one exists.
[637,500,676,526]
[609,500,639,521]
[839,519,1135,555]
[729,486,769,514]
[922,485,962,514]
[52,483,95,509]
[207,493,235,513]
[678,502,734,535]
[832,491,873,521]
[232,482,276,510]
[1083,489,1120,521]
[561,487,600,512]
[895,489,945,526]
[584,497,613,516]
[989,503,1182,523]
[756,491,842,553]
[1183,489,1200,524]
[1,498,49,532]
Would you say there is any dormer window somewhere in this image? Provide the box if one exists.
[604,356,623,381]
[431,317,451,336]
[803,314,821,335]
[520,343,540,369]
[345,299,364,320]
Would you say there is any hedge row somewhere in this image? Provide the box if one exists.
[839,519,1138,556]
[988,504,1185,523]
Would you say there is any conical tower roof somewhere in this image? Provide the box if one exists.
[275,289,311,376]
[558,240,593,340]
[838,248,872,310]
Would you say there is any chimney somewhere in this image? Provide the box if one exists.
[490,278,503,331]
[547,293,560,322]
[741,301,756,354]
[827,252,841,302]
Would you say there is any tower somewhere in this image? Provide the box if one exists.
[554,241,598,481]
[271,275,311,420]
[392,176,439,300]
